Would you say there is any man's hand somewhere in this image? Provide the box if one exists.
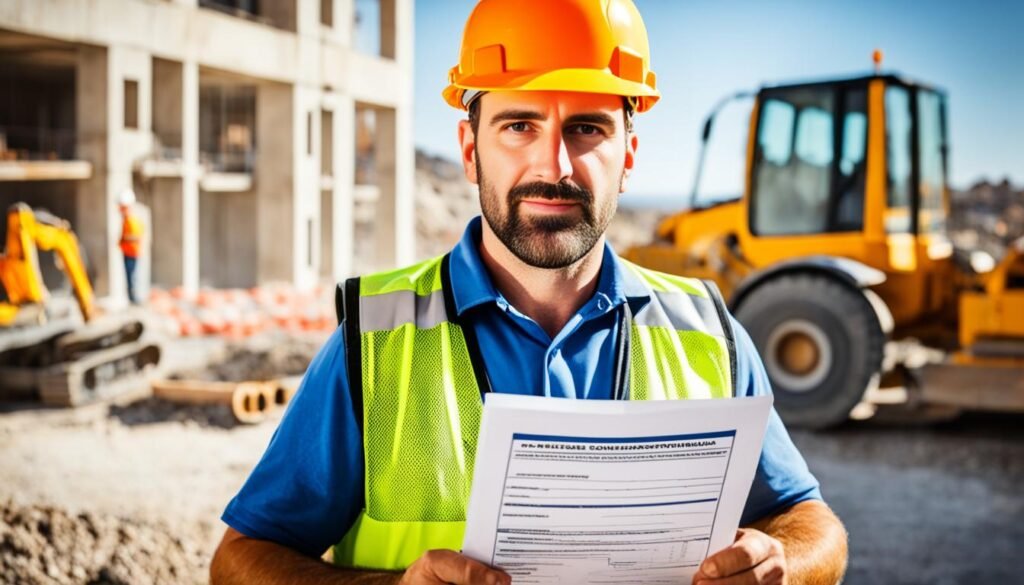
[399,550,510,585]
[692,528,786,585]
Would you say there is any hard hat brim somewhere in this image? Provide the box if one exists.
[443,68,660,113]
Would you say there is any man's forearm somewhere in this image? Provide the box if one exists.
[210,528,401,585]
[748,500,848,585]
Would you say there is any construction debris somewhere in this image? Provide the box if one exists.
[148,284,336,339]
[0,500,207,585]
[170,340,322,382]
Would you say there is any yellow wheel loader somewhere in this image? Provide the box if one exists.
[624,72,1024,428]
[0,203,160,406]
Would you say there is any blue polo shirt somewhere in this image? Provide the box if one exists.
[223,217,822,557]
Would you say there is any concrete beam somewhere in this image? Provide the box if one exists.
[0,161,92,181]
[0,0,399,95]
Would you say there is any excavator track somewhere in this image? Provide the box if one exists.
[37,338,161,406]
[54,319,145,361]
[0,317,160,406]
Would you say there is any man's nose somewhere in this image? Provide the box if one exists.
[531,130,573,185]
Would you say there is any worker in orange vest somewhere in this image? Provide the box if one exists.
[118,188,143,304]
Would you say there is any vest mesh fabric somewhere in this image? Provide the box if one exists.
[362,321,482,521]
[630,328,732,400]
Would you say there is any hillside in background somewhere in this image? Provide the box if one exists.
[951,178,1024,257]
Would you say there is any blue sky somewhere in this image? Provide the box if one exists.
[413,0,1023,207]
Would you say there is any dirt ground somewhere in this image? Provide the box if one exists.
[791,412,1024,585]
[1,338,1022,584]
[0,333,318,584]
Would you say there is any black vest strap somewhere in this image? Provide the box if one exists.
[612,301,633,401]
[342,277,364,434]
[702,279,738,397]
[440,253,493,396]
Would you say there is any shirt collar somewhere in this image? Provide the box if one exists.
[448,216,652,316]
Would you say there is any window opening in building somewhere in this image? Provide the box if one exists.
[321,0,333,27]
[124,79,139,130]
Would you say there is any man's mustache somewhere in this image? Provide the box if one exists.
[508,181,592,205]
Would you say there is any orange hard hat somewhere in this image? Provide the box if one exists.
[442,0,660,113]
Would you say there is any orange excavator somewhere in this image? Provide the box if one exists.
[0,203,160,406]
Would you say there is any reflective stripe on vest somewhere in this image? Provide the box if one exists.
[332,254,735,570]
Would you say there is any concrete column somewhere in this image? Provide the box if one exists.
[146,178,183,287]
[181,60,200,295]
[392,102,415,266]
[75,44,152,302]
[296,0,318,36]
[319,108,333,280]
[333,0,354,46]
[255,82,294,284]
[373,107,397,268]
[291,83,320,290]
[149,58,184,289]
[76,45,111,296]
[289,0,323,290]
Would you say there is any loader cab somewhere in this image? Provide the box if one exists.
[737,75,952,324]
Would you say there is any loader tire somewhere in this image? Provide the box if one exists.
[734,273,885,429]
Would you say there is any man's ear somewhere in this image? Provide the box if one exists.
[620,132,639,193]
[458,120,478,185]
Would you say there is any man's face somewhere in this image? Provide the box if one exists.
[459,91,637,269]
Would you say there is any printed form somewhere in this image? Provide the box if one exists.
[462,394,773,584]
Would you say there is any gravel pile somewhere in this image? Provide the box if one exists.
[109,398,238,429]
[171,339,320,383]
[0,501,207,584]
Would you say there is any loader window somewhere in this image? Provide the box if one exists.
[834,88,868,231]
[751,84,868,236]
[917,90,947,234]
[758,100,795,165]
[885,86,913,233]
[752,87,834,235]
[794,107,833,167]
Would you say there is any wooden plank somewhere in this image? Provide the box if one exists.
[151,379,236,405]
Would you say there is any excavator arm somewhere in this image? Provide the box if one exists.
[0,203,96,325]
[0,202,160,406]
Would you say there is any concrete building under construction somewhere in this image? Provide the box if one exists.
[0,0,415,300]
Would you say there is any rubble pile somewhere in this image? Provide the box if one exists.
[108,397,238,429]
[0,501,207,585]
[148,283,336,339]
[170,338,322,383]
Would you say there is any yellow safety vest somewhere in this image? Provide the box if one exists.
[332,253,736,570]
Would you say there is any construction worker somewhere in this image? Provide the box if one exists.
[211,1,847,584]
[118,188,143,305]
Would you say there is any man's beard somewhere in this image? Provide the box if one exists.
[476,154,619,269]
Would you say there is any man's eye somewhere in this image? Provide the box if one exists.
[507,122,530,132]
[571,124,602,136]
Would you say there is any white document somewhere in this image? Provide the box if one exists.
[462,394,773,584]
